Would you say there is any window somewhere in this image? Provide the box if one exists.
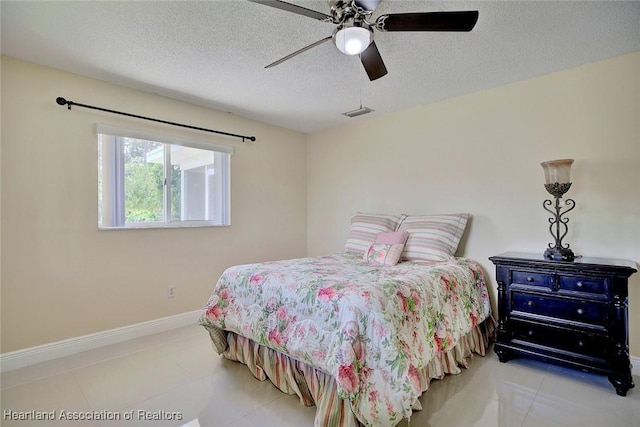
[97,125,232,229]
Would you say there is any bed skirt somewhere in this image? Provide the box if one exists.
[204,318,495,427]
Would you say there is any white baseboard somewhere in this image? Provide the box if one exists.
[0,310,201,373]
[632,356,640,377]
[2,312,639,378]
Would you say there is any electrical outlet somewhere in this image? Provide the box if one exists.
[167,285,175,298]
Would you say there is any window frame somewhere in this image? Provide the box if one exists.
[96,124,233,230]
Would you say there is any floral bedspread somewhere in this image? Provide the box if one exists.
[199,253,491,426]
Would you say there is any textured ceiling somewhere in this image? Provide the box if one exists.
[2,1,639,133]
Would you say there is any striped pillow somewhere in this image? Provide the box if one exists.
[344,213,405,255]
[397,214,470,262]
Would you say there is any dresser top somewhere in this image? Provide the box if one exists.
[490,251,637,274]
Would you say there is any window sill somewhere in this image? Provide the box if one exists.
[99,221,230,230]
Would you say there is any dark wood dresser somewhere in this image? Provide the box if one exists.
[489,252,637,396]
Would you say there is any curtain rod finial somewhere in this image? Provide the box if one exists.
[56,97,72,109]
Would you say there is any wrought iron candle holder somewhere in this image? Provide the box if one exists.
[541,159,575,261]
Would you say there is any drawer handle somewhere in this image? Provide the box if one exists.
[577,308,585,315]
[526,276,535,283]
[527,300,535,308]
[577,281,584,288]
[528,330,534,336]
[578,340,585,347]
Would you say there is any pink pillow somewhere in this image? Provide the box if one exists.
[375,231,409,245]
[363,243,405,266]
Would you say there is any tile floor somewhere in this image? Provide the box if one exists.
[1,324,639,427]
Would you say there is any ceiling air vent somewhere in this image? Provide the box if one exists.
[342,106,374,118]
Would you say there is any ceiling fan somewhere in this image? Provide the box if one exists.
[248,0,479,81]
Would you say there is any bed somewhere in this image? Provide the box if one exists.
[199,213,494,427]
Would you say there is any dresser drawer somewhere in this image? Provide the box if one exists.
[559,275,606,295]
[512,269,607,297]
[511,292,607,327]
[511,271,551,288]
[510,319,608,360]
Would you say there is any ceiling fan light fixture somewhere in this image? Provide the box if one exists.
[333,25,372,55]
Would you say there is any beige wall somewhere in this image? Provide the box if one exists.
[0,57,308,353]
[2,53,639,358]
[307,52,640,356]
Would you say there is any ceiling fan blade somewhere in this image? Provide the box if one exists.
[354,0,382,12]
[265,36,332,68]
[376,11,479,32]
[360,41,388,81]
[247,0,332,21]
